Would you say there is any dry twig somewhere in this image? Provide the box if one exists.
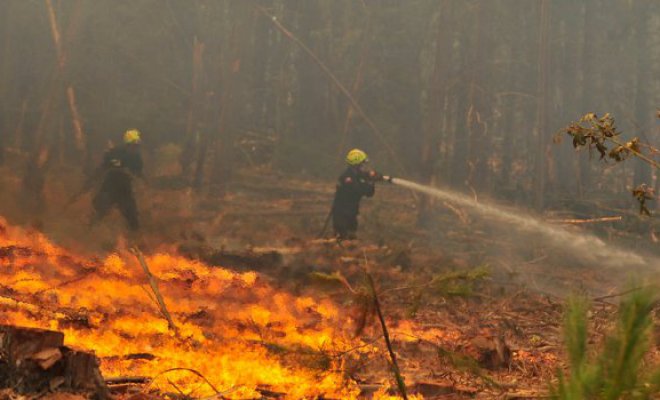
[363,253,408,400]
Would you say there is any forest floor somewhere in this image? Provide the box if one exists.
[0,161,659,399]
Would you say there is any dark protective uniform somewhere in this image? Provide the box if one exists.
[91,145,143,230]
[331,166,375,240]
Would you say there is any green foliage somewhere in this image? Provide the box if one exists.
[551,287,659,399]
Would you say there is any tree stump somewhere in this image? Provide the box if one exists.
[469,335,511,370]
[0,325,108,399]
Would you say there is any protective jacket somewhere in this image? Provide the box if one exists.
[331,166,375,239]
[91,145,143,230]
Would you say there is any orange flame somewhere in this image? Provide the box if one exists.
[0,217,388,398]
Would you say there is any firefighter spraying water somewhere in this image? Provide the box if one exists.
[322,149,657,268]
[325,149,393,240]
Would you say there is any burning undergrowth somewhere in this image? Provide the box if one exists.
[0,217,377,399]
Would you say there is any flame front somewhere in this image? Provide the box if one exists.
[0,217,372,398]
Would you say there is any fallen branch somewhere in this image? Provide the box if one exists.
[592,285,655,302]
[143,367,222,397]
[504,392,550,399]
[33,269,98,295]
[547,216,622,224]
[256,386,286,398]
[105,376,151,385]
[0,292,72,321]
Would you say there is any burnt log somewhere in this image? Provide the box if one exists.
[0,325,108,398]
[179,244,283,271]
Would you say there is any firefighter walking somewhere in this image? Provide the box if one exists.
[89,129,144,231]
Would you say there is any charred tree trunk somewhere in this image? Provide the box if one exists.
[180,37,205,178]
[192,92,214,192]
[20,148,49,223]
[191,2,221,192]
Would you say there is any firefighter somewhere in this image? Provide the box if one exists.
[90,129,144,231]
[331,149,391,240]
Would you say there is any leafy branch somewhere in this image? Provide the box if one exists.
[559,112,658,215]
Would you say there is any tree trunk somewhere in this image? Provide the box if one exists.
[252,0,276,136]
[417,1,452,227]
[192,92,214,192]
[0,1,9,165]
[191,1,221,192]
[533,0,551,210]
[381,6,424,175]
[210,1,254,197]
[497,40,518,198]
[632,1,652,189]
[180,37,205,178]
[554,4,581,196]
[292,0,326,168]
[450,46,470,189]
[337,4,370,164]
[466,1,490,193]
[45,0,86,157]
[576,0,598,197]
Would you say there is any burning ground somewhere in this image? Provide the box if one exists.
[0,217,368,399]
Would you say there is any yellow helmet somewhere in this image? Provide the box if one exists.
[346,148,368,166]
[123,129,141,144]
